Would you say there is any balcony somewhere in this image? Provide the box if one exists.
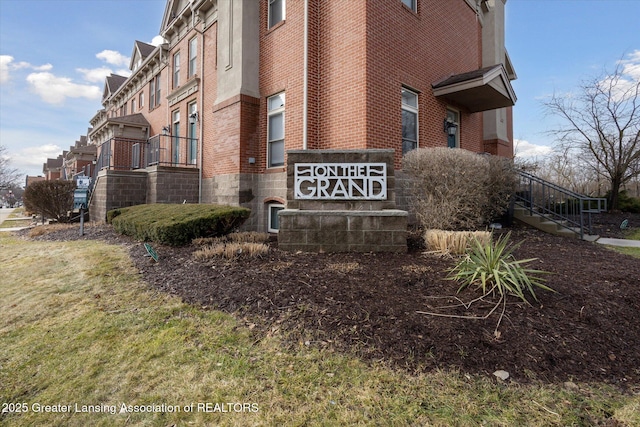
[95,135,198,172]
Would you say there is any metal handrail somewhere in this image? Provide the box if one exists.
[515,169,607,239]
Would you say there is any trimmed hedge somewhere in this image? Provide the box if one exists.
[107,204,251,246]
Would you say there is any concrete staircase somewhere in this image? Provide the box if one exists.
[513,204,600,241]
[514,170,607,241]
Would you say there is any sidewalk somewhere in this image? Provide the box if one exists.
[595,237,640,248]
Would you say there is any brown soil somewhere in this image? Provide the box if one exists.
[23,212,640,389]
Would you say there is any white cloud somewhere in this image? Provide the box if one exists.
[514,139,554,158]
[26,72,101,105]
[619,49,640,81]
[96,49,130,67]
[150,35,166,46]
[76,66,114,83]
[9,143,63,175]
[0,55,52,84]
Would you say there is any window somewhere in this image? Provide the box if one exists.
[401,88,418,154]
[139,92,144,108]
[155,75,161,107]
[150,79,155,109]
[268,0,285,28]
[446,108,460,149]
[268,203,285,232]
[123,103,127,116]
[188,37,197,77]
[401,0,416,12]
[131,98,136,113]
[267,92,285,167]
[173,52,180,88]
[172,110,180,165]
[187,102,197,165]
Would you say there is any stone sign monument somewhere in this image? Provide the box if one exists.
[278,150,408,252]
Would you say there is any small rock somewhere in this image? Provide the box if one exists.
[493,370,509,380]
[564,381,579,391]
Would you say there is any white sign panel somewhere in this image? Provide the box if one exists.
[294,163,387,200]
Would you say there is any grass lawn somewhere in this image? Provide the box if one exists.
[606,227,640,258]
[1,234,638,426]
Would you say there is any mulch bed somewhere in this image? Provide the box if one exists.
[23,212,640,389]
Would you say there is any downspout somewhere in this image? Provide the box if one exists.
[192,9,205,203]
[186,6,205,203]
[302,0,309,150]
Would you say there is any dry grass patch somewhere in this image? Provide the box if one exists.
[27,222,76,237]
[193,232,271,260]
[193,242,269,260]
[327,262,360,274]
[424,229,492,256]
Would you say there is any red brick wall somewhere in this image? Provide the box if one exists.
[250,0,492,173]
[201,22,218,179]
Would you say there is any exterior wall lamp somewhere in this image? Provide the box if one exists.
[443,119,458,135]
[189,112,199,124]
[162,125,171,135]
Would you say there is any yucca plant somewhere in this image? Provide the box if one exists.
[448,232,554,305]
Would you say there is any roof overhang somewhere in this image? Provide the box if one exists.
[432,64,517,113]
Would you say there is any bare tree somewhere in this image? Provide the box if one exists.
[544,61,640,210]
[0,144,22,189]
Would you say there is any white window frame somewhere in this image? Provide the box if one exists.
[173,52,181,88]
[401,87,419,154]
[188,37,197,77]
[267,203,285,233]
[401,0,417,12]
[268,0,285,29]
[187,102,198,165]
[267,92,285,168]
[172,110,181,165]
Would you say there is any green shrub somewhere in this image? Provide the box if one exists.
[448,232,553,304]
[108,204,251,246]
[23,180,76,222]
[617,191,640,213]
[402,148,516,231]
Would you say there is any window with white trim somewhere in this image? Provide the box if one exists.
[401,88,418,154]
[268,203,285,232]
[172,110,180,164]
[187,102,197,165]
[401,0,417,12]
[267,92,285,168]
[188,37,197,77]
[268,0,285,29]
[173,52,180,88]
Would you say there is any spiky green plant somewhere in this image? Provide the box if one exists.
[448,232,554,305]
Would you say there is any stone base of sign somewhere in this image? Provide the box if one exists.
[278,209,408,253]
[278,149,408,253]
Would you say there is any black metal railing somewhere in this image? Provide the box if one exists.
[145,134,198,169]
[515,169,607,239]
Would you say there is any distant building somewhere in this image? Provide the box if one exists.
[42,155,64,181]
[25,176,46,187]
[62,134,97,180]
[87,0,516,231]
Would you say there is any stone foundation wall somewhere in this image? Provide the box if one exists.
[89,169,147,222]
[146,166,199,204]
[201,171,287,231]
[89,167,199,223]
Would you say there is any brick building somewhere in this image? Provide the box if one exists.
[87,0,516,232]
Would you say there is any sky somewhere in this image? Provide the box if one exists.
[1,0,639,179]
